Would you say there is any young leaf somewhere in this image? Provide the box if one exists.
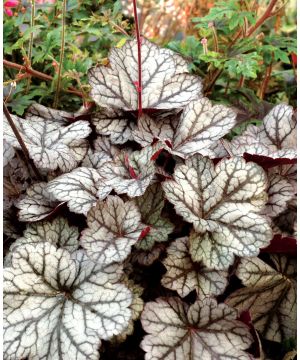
[163,155,272,269]
[97,145,160,198]
[4,243,132,360]
[4,113,91,172]
[16,182,61,222]
[226,255,296,343]
[141,297,253,360]
[131,243,166,266]
[230,104,296,161]
[92,108,137,144]
[80,196,142,265]
[88,38,202,110]
[47,167,102,215]
[135,183,174,250]
[162,237,228,298]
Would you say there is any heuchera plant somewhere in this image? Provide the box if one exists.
[3,13,297,360]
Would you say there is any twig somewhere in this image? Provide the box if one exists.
[53,0,67,108]
[109,20,130,37]
[259,56,273,99]
[3,59,83,97]
[133,0,143,118]
[3,101,42,180]
[25,0,35,94]
[246,0,279,37]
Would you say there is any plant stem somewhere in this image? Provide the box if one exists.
[3,101,42,180]
[25,0,35,94]
[4,59,83,97]
[133,0,143,118]
[259,58,273,99]
[246,0,278,37]
[204,0,279,93]
[53,0,67,109]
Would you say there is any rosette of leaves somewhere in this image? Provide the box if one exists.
[163,155,273,269]
[226,255,296,343]
[88,38,202,111]
[3,243,133,359]
[141,297,254,359]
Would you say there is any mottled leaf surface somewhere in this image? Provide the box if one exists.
[47,167,102,215]
[81,196,142,264]
[4,113,91,172]
[135,183,174,250]
[162,237,227,298]
[163,155,272,269]
[4,243,132,360]
[141,297,253,360]
[4,139,15,167]
[88,38,202,110]
[226,255,296,342]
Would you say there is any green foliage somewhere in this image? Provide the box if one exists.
[4,0,131,114]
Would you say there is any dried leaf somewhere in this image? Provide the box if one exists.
[47,167,102,215]
[163,155,272,269]
[16,182,60,222]
[226,255,296,342]
[88,38,202,110]
[162,237,228,298]
[4,113,91,172]
[135,183,174,250]
[4,243,132,359]
[80,196,142,264]
[141,297,253,360]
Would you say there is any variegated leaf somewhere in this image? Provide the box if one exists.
[133,99,235,159]
[171,98,236,158]
[4,243,132,360]
[9,217,79,254]
[92,108,137,144]
[226,255,296,343]
[80,196,142,264]
[97,145,160,198]
[88,38,202,111]
[230,104,296,160]
[16,182,61,222]
[141,297,253,360]
[4,139,15,167]
[131,243,166,266]
[263,173,294,217]
[135,183,174,250]
[163,155,272,269]
[26,103,76,124]
[4,113,91,172]
[47,167,101,215]
[162,237,228,298]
